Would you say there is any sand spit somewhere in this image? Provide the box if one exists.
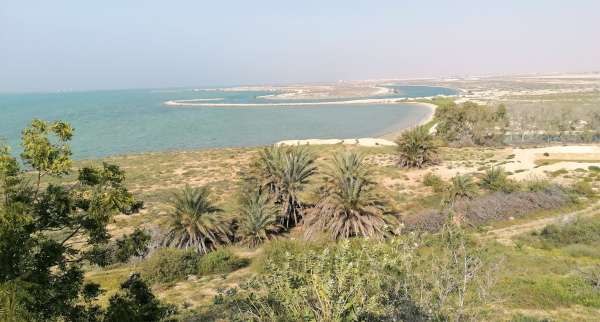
[276,138,396,147]
[275,102,437,147]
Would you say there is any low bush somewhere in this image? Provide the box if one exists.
[562,244,600,258]
[523,177,552,192]
[406,186,574,231]
[588,165,600,172]
[141,248,200,284]
[572,180,595,197]
[422,172,447,193]
[536,216,600,247]
[197,248,249,275]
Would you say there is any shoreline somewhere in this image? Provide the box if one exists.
[276,101,438,147]
[164,96,418,107]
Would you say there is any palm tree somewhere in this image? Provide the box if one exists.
[395,125,438,168]
[163,186,230,254]
[255,146,316,228]
[442,174,478,207]
[480,166,517,192]
[236,188,282,247]
[304,151,394,240]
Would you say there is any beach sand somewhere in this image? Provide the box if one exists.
[275,102,437,147]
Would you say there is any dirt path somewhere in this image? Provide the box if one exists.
[481,200,600,245]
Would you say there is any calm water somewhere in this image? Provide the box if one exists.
[0,85,456,159]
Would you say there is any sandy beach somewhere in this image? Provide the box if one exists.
[276,102,437,147]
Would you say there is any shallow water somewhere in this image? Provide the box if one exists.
[0,85,456,159]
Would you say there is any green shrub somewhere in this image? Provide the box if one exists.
[549,169,568,178]
[197,248,249,275]
[588,165,600,172]
[572,180,595,197]
[422,172,447,193]
[561,244,600,258]
[537,217,600,247]
[141,248,199,284]
[480,166,519,192]
[523,177,551,192]
[510,313,551,322]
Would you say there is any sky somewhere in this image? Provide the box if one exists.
[1,0,599,92]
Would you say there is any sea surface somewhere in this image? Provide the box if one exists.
[0,85,456,159]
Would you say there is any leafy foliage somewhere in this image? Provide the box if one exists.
[480,166,519,193]
[163,186,230,254]
[236,188,282,247]
[396,125,438,168]
[196,248,249,275]
[199,222,497,321]
[435,101,508,146]
[104,273,175,322]
[0,119,165,321]
[303,151,395,240]
[253,146,316,228]
[442,174,478,207]
[141,248,200,284]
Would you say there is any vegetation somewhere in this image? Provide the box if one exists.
[162,186,230,254]
[0,119,170,321]
[395,125,438,168]
[253,146,316,228]
[442,174,478,206]
[195,222,497,321]
[303,152,395,240]
[142,248,200,284]
[480,166,519,193]
[196,248,249,275]
[434,101,508,146]
[235,188,282,247]
[3,116,600,320]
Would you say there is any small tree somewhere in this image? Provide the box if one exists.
[236,188,282,247]
[163,186,230,254]
[443,174,478,207]
[304,151,395,240]
[396,125,438,168]
[104,273,175,322]
[254,146,316,228]
[480,166,517,193]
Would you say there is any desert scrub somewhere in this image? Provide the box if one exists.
[141,248,200,284]
[422,172,447,193]
[196,248,249,275]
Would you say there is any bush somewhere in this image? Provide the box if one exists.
[423,172,447,193]
[562,244,600,258]
[480,166,519,193]
[141,248,199,284]
[407,186,574,231]
[537,216,600,247]
[197,248,249,275]
[523,177,551,192]
[588,165,600,172]
[572,180,595,197]
[396,125,438,168]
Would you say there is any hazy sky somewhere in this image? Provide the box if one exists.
[1,0,599,92]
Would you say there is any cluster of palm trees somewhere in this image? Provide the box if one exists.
[162,146,400,253]
[161,126,443,253]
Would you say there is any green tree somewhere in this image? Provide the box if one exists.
[162,186,230,254]
[303,152,395,240]
[236,188,282,247]
[443,174,478,207]
[254,146,316,228]
[395,125,438,168]
[0,119,154,321]
[104,273,175,322]
[480,166,518,193]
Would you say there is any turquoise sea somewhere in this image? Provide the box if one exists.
[0,85,456,159]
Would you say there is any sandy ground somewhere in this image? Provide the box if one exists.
[422,145,600,182]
